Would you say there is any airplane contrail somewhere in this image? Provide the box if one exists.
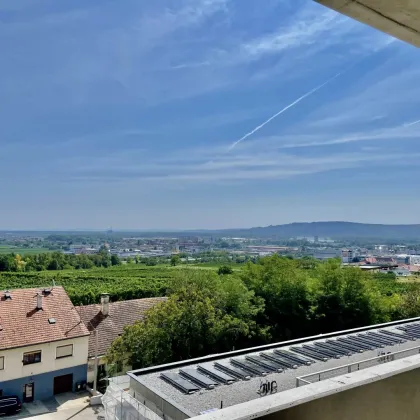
[404,119,420,127]
[228,70,345,151]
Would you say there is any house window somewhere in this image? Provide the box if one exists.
[56,344,73,359]
[23,351,41,365]
[0,356,4,370]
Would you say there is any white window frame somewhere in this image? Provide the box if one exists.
[0,356,4,370]
[56,344,73,359]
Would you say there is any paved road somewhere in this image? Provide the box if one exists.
[4,393,103,420]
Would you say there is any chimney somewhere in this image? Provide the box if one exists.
[100,293,110,316]
[37,293,43,310]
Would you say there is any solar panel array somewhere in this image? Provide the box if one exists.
[160,324,415,394]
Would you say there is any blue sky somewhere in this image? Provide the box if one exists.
[1,0,420,230]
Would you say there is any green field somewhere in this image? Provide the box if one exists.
[0,246,54,255]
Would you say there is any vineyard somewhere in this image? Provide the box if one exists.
[0,264,206,305]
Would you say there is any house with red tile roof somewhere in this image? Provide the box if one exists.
[78,294,166,383]
[0,287,90,401]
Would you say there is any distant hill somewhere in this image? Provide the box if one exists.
[222,222,420,240]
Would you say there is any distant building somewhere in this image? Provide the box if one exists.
[0,287,90,401]
[407,255,420,266]
[341,249,354,264]
[374,245,388,255]
[375,257,397,266]
[79,295,166,383]
[310,249,341,260]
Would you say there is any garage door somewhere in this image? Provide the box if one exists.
[53,374,73,395]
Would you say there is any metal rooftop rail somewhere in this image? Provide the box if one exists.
[296,344,420,387]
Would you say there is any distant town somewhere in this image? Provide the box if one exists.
[1,224,420,277]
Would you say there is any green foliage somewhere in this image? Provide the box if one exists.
[111,255,121,266]
[0,251,118,272]
[170,255,180,266]
[218,265,233,275]
[107,270,267,368]
[312,262,389,332]
[241,256,314,340]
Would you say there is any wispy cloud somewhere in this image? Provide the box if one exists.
[54,139,420,185]
[240,8,342,59]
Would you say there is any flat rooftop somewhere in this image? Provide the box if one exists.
[128,317,420,417]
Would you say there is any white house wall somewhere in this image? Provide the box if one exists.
[0,336,89,382]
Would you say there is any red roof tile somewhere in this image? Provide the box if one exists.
[78,297,167,358]
[0,286,90,350]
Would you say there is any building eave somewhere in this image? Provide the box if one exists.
[314,0,420,47]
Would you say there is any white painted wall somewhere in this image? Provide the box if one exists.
[0,336,89,382]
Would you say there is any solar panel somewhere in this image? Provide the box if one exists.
[336,337,371,351]
[396,326,410,333]
[274,350,312,365]
[401,325,420,335]
[365,332,400,345]
[368,332,404,344]
[406,325,420,334]
[405,324,420,331]
[352,335,385,348]
[214,362,252,380]
[376,331,406,343]
[303,345,340,359]
[161,373,200,394]
[290,346,328,362]
[357,334,389,347]
[380,329,415,341]
[197,364,237,384]
[314,342,352,357]
[399,328,420,339]
[231,359,269,376]
[261,352,298,369]
[245,355,283,372]
[180,369,218,389]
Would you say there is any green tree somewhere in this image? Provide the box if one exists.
[145,258,157,266]
[107,269,267,368]
[241,255,314,341]
[111,255,121,266]
[313,262,388,332]
[218,265,233,275]
[170,255,180,266]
